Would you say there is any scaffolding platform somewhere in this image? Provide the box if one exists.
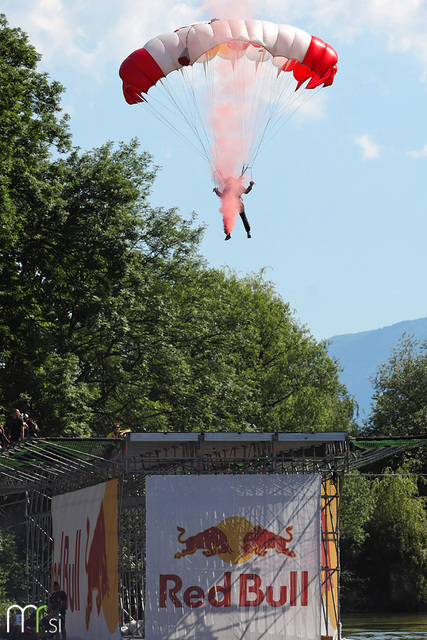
[1,431,426,639]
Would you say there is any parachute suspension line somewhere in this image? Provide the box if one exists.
[206,56,246,182]
[248,56,273,156]
[162,72,211,157]
[239,55,262,167]
[132,46,324,181]
[203,55,222,180]
[152,71,213,165]
[244,55,268,165]
[207,51,268,181]
[245,55,278,163]
[250,82,323,164]
[246,69,295,165]
[231,58,250,170]
[233,51,271,166]
[206,58,226,181]
[135,81,207,158]
[136,95,207,161]
[246,66,323,166]
[248,62,303,163]
[217,49,298,172]
[203,50,266,181]
[178,66,215,163]
[240,163,254,179]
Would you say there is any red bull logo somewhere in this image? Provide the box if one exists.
[51,480,118,635]
[174,525,233,559]
[164,517,303,610]
[85,501,110,630]
[241,524,295,558]
[83,479,119,634]
[174,516,296,564]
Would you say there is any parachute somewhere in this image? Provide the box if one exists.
[119,18,338,185]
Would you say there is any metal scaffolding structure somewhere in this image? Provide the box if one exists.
[2,431,425,639]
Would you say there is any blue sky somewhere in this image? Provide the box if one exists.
[3,0,427,341]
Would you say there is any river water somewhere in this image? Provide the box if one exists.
[342,613,427,640]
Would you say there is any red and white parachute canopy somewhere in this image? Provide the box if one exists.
[119,19,338,180]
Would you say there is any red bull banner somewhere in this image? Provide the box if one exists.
[146,475,321,640]
[51,479,120,640]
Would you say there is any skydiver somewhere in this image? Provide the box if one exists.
[213,177,255,240]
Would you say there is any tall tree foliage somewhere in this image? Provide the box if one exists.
[365,333,427,476]
[0,12,70,423]
[0,497,26,609]
[340,468,427,611]
[341,334,427,612]
[367,468,427,610]
[0,13,70,232]
[1,138,206,433]
[367,334,427,438]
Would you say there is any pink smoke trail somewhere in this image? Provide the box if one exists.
[210,61,250,234]
[201,0,257,235]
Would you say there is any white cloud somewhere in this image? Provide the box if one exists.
[354,134,381,159]
[407,144,427,158]
[261,0,427,74]
[3,0,201,80]
[293,92,328,123]
[5,0,427,82]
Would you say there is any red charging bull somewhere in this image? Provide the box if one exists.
[85,500,110,630]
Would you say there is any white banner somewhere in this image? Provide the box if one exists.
[51,479,120,640]
[146,474,321,640]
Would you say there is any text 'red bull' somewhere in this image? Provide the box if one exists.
[160,571,308,608]
[52,529,81,612]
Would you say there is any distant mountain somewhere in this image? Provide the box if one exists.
[326,317,427,423]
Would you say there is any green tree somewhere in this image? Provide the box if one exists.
[341,472,376,551]
[367,334,427,438]
[126,267,355,433]
[340,468,427,612]
[0,498,26,610]
[0,132,354,434]
[352,334,427,611]
[0,13,70,235]
[0,12,71,424]
[0,138,206,434]
[366,468,427,610]
[339,472,376,611]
